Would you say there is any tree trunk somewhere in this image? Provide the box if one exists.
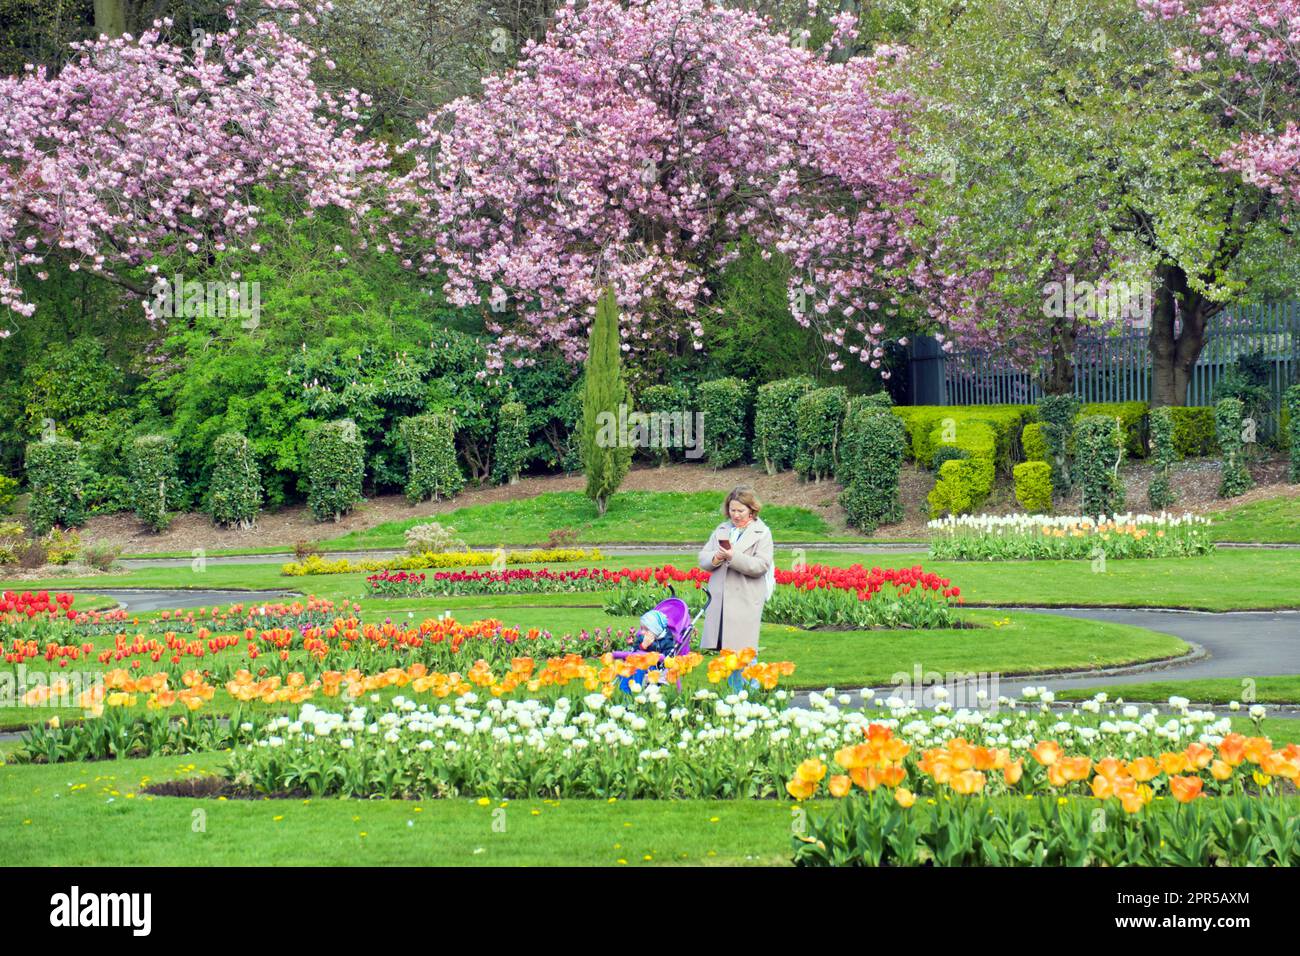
[1043,317,1076,395]
[1149,264,1215,408]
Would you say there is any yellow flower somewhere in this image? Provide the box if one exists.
[894,787,916,808]
[476,797,491,806]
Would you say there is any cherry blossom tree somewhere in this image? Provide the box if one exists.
[0,0,390,334]
[386,0,920,370]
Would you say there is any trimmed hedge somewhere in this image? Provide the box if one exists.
[1037,395,1080,496]
[1021,422,1050,463]
[1214,398,1254,499]
[1285,384,1300,483]
[639,383,692,466]
[24,437,86,535]
[755,376,814,474]
[1074,415,1125,516]
[310,419,366,521]
[208,431,262,529]
[838,405,906,531]
[491,401,529,485]
[795,386,847,481]
[929,420,996,494]
[893,404,1031,468]
[1147,406,1178,510]
[128,434,181,533]
[1081,402,1148,458]
[1013,461,1053,513]
[699,377,752,469]
[1168,406,1217,458]
[927,459,981,518]
[401,412,463,503]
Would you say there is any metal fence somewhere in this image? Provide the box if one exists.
[933,303,1300,433]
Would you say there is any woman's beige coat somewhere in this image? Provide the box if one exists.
[696,518,773,652]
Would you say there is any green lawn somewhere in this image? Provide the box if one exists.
[1205,494,1300,544]
[7,547,1299,611]
[1057,676,1300,705]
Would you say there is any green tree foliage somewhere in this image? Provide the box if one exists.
[839,406,906,531]
[24,437,86,535]
[698,377,753,469]
[580,287,632,516]
[309,419,365,521]
[208,431,263,529]
[794,387,847,481]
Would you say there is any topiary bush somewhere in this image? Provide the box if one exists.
[838,406,906,531]
[1013,461,1053,513]
[1283,384,1300,483]
[1081,402,1149,458]
[698,376,753,469]
[309,419,365,521]
[928,420,996,504]
[25,437,86,535]
[1147,406,1178,510]
[927,459,979,518]
[1074,415,1125,516]
[638,383,692,466]
[128,434,182,532]
[1167,406,1217,458]
[794,386,847,481]
[400,412,463,503]
[931,444,971,470]
[1037,395,1080,496]
[1214,398,1254,499]
[491,401,529,486]
[208,431,262,529]
[755,376,814,474]
[1021,422,1050,463]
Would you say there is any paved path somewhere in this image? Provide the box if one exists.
[791,606,1300,708]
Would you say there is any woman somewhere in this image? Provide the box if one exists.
[697,485,774,652]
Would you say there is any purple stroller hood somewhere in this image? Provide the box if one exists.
[654,597,691,640]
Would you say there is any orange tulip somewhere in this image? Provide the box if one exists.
[1184,742,1214,770]
[1003,759,1024,786]
[828,775,852,798]
[1209,760,1233,782]
[1159,751,1189,775]
[1031,740,1062,766]
[1090,775,1114,800]
[1094,757,1125,782]
[1046,762,1067,788]
[880,764,907,788]
[1169,775,1204,804]
[1127,756,1159,782]
[786,778,816,801]
[835,743,873,771]
[795,758,827,784]
[949,770,986,795]
[894,787,916,808]
[1059,756,1092,782]
[1243,736,1273,765]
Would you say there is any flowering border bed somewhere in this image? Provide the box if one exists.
[927,513,1214,561]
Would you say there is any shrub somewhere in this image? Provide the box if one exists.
[931,444,970,470]
[754,376,814,474]
[1081,402,1148,458]
[1021,422,1050,463]
[1283,384,1300,482]
[1147,406,1178,510]
[1168,407,1217,457]
[81,539,123,572]
[1214,398,1254,499]
[638,384,692,466]
[546,527,579,548]
[927,420,996,507]
[0,522,26,564]
[894,405,1031,468]
[699,376,753,469]
[581,288,633,513]
[128,434,182,532]
[838,406,906,531]
[25,437,86,535]
[405,522,467,555]
[795,386,847,481]
[44,528,81,565]
[1013,462,1053,513]
[0,475,16,514]
[84,473,132,516]
[208,431,262,529]
[927,459,978,518]
[308,419,365,522]
[1037,395,1080,495]
[400,412,463,503]
[491,401,529,485]
[1074,415,1126,516]
[18,538,48,569]
[293,539,323,561]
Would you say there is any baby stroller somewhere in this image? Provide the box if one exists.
[612,585,711,693]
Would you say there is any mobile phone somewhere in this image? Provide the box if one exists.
[719,539,732,550]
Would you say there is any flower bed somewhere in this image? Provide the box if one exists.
[282,547,604,576]
[602,563,962,630]
[365,567,622,597]
[927,512,1214,561]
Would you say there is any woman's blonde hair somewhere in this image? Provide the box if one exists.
[722,485,761,518]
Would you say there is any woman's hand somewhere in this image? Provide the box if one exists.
[711,548,729,566]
